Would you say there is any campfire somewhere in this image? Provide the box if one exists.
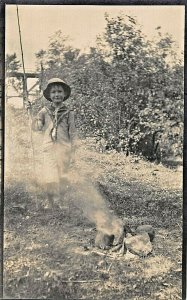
[89,224,155,258]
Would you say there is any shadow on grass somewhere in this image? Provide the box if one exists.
[97,173,182,229]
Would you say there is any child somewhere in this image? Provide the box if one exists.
[32,78,77,210]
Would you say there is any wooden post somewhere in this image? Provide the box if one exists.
[22,75,27,107]
[0,4,4,299]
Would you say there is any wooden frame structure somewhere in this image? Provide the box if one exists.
[6,71,41,103]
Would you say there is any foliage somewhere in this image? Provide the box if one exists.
[33,15,182,161]
[5,53,23,95]
[6,53,21,72]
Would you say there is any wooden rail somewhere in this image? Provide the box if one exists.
[7,71,40,79]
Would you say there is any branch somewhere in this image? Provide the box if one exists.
[60,280,102,283]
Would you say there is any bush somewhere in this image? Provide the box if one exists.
[7,14,183,163]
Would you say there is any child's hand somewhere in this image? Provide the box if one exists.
[37,120,43,131]
[32,119,43,131]
[69,152,76,168]
[70,157,75,166]
[26,101,32,111]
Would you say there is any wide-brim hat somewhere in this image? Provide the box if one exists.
[43,78,71,101]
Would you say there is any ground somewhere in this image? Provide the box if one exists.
[3,106,182,299]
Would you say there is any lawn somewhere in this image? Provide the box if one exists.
[3,106,182,299]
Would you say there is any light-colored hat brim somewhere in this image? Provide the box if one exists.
[43,78,71,101]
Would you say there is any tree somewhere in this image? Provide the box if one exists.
[93,13,183,160]
[34,14,183,162]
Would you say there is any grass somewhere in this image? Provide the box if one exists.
[3,106,183,299]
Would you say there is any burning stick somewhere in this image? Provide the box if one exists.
[119,241,127,256]
[111,244,123,252]
[91,250,115,258]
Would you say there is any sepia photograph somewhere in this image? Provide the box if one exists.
[4,4,184,299]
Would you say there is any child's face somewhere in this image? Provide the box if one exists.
[49,84,66,105]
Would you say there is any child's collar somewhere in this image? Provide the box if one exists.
[49,102,68,112]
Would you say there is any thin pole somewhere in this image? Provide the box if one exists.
[16,5,28,104]
[16,5,36,180]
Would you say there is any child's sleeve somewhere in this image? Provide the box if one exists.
[68,110,78,152]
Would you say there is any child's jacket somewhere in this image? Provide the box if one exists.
[34,104,77,184]
[36,104,77,150]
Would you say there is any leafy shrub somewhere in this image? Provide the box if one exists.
[7,14,183,162]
